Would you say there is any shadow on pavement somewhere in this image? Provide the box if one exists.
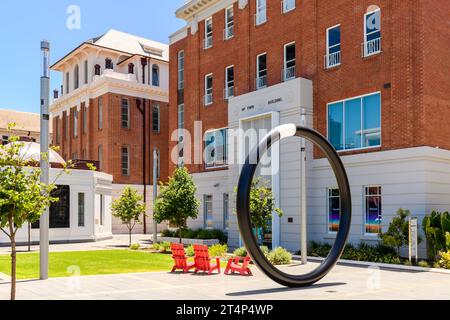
[226,282,346,297]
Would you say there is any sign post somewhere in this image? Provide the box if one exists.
[409,217,418,264]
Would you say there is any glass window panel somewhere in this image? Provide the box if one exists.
[365,186,382,234]
[363,93,381,147]
[328,102,344,151]
[345,98,362,150]
[366,10,381,36]
[328,26,341,53]
[328,189,340,233]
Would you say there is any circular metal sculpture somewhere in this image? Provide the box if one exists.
[236,124,352,287]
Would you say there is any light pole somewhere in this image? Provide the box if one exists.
[40,40,50,280]
[153,149,158,244]
[300,108,307,265]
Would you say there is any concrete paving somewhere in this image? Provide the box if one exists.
[1,261,450,300]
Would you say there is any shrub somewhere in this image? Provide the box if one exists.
[160,228,228,243]
[158,242,172,253]
[209,244,228,258]
[260,246,270,258]
[438,251,450,269]
[161,229,175,237]
[152,243,160,251]
[233,247,247,257]
[185,245,195,257]
[418,260,430,268]
[268,247,292,265]
[129,243,140,250]
[422,211,450,260]
[404,260,412,266]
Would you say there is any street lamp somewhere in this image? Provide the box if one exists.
[40,40,50,280]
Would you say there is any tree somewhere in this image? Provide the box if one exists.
[0,131,58,300]
[111,186,146,247]
[235,178,283,245]
[422,211,450,260]
[153,167,200,243]
[380,208,422,256]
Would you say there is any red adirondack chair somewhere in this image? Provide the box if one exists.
[170,243,196,273]
[193,244,221,274]
[225,255,253,276]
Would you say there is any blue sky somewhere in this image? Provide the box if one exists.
[0,0,185,114]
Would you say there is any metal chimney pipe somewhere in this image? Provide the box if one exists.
[40,40,50,280]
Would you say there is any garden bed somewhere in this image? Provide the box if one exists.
[158,237,219,246]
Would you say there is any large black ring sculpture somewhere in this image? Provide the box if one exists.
[236,124,352,287]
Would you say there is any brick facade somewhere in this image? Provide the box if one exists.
[169,0,450,169]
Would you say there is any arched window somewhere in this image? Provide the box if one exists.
[128,63,135,74]
[94,64,101,76]
[105,58,113,70]
[65,72,70,94]
[74,65,79,89]
[152,64,160,87]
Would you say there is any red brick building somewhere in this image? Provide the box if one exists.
[169,0,450,254]
[50,29,170,234]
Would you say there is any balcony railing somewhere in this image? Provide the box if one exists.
[255,12,267,26]
[256,75,267,90]
[224,86,234,100]
[282,66,296,81]
[324,51,341,69]
[282,0,295,13]
[203,36,213,49]
[224,26,234,40]
[204,93,213,106]
[362,37,382,57]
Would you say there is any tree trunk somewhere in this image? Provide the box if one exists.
[28,223,31,252]
[10,234,16,300]
[129,230,132,247]
[179,227,182,244]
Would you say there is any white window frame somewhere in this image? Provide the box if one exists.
[204,127,228,169]
[255,0,267,25]
[256,52,267,89]
[224,6,234,40]
[204,17,213,49]
[363,185,382,236]
[225,65,234,99]
[327,188,340,234]
[178,50,185,90]
[325,24,341,69]
[121,98,130,129]
[152,104,160,133]
[326,91,382,152]
[282,0,296,14]
[204,73,213,106]
[283,42,296,81]
[121,146,130,176]
[363,8,382,57]
[78,192,85,227]
[203,195,214,229]
[98,144,103,171]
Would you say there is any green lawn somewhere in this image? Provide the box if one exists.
[0,250,175,280]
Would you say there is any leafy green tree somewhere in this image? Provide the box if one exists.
[111,186,146,247]
[423,211,450,259]
[380,208,422,256]
[0,130,59,300]
[235,178,283,244]
[153,167,200,243]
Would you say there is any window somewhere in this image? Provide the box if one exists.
[205,128,228,168]
[98,97,103,130]
[105,58,113,70]
[74,65,79,90]
[73,109,78,138]
[151,64,160,86]
[72,153,78,160]
[2,135,9,146]
[225,65,234,99]
[99,194,104,226]
[282,0,296,13]
[65,72,70,94]
[121,146,130,176]
[327,92,381,151]
[204,17,213,49]
[128,63,134,74]
[152,105,160,132]
[55,118,60,144]
[224,6,234,40]
[65,114,69,142]
[325,25,341,68]
[98,145,103,171]
[78,193,85,227]
[363,9,381,57]
[50,185,70,229]
[283,42,296,81]
[256,0,267,25]
[223,193,229,231]
[204,74,213,106]
[82,105,87,134]
[178,104,184,130]
[365,186,382,234]
[256,53,267,89]
[121,98,130,128]
[204,195,213,229]
[328,189,340,233]
[177,51,185,90]
[94,64,101,76]
[84,60,88,84]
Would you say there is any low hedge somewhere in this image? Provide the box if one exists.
[161,228,228,244]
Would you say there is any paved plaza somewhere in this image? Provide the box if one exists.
[1,260,450,300]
